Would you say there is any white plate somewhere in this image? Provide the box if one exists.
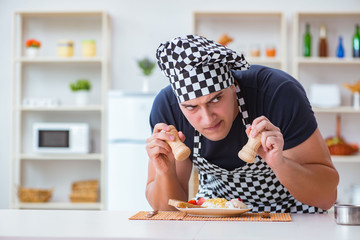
[176,207,252,217]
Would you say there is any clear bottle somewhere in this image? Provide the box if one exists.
[353,24,360,58]
[319,25,328,57]
[303,23,311,57]
[336,36,345,58]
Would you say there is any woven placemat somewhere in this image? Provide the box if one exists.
[129,211,291,222]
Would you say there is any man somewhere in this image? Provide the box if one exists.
[145,35,339,213]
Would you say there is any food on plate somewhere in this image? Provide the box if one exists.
[226,199,248,209]
[169,197,248,209]
[163,125,191,161]
[168,199,204,208]
[202,198,248,209]
[201,198,228,208]
[325,136,359,156]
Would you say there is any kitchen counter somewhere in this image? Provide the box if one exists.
[0,209,359,240]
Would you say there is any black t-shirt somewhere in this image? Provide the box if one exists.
[149,65,317,171]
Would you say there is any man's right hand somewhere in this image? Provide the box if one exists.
[146,123,186,175]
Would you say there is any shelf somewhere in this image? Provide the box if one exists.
[296,11,360,17]
[15,202,103,210]
[18,105,104,112]
[19,153,103,161]
[11,10,110,210]
[332,154,360,163]
[15,10,107,17]
[15,57,104,63]
[194,11,285,17]
[193,11,287,71]
[297,57,360,65]
[313,106,360,114]
[247,58,282,65]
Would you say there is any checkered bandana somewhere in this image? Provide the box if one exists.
[156,35,250,103]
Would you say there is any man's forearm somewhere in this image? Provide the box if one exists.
[273,158,338,210]
[146,170,188,210]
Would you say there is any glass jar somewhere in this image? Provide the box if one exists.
[265,45,276,57]
[249,44,261,58]
[57,40,74,57]
[82,40,96,57]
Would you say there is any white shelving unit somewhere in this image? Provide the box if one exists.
[193,11,287,71]
[293,12,360,203]
[11,11,110,210]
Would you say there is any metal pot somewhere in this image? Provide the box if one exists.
[334,204,360,225]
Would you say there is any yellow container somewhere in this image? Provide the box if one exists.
[57,40,74,57]
[82,40,96,57]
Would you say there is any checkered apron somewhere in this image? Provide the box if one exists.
[192,83,325,213]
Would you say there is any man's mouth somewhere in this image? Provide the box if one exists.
[204,121,222,131]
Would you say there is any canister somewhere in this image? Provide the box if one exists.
[249,44,261,58]
[265,46,276,57]
[57,40,74,57]
[82,40,96,57]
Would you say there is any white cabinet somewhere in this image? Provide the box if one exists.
[11,11,110,209]
[293,12,360,203]
[193,12,287,71]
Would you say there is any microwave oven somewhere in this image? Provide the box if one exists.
[33,123,89,153]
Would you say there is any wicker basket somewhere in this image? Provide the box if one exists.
[17,187,54,203]
[71,180,98,191]
[69,180,99,203]
[69,190,98,202]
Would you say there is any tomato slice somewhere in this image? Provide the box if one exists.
[197,197,206,206]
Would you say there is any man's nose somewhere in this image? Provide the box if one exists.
[201,108,215,125]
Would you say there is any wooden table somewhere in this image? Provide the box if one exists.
[0,209,359,239]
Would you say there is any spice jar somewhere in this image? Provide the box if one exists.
[249,44,261,58]
[82,40,96,57]
[57,40,74,57]
[265,46,276,57]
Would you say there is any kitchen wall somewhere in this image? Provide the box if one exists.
[1,0,360,209]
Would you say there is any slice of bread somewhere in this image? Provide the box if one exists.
[168,199,204,208]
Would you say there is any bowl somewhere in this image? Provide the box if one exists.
[334,204,360,225]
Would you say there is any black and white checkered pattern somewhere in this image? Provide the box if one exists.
[192,81,326,214]
[156,35,249,103]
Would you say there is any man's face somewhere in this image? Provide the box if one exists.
[179,85,239,141]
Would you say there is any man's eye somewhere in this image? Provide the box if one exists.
[186,106,195,110]
[212,96,221,103]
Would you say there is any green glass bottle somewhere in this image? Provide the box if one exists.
[303,23,312,57]
[353,24,360,58]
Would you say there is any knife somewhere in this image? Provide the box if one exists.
[146,210,158,218]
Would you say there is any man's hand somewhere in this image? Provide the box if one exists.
[146,123,186,175]
[246,116,284,168]
[248,116,339,210]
